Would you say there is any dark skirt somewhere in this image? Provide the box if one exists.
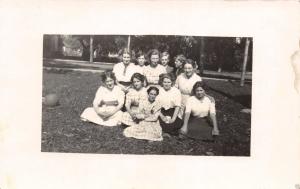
[159,108,183,135]
[186,116,213,140]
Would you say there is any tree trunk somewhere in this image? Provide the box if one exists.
[199,37,205,75]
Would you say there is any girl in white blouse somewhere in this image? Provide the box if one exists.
[112,48,137,92]
[175,59,202,117]
[134,50,147,75]
[180,81,219,140]
[157,73,183,136]
[80,71,125,127]
[143,49,167,86]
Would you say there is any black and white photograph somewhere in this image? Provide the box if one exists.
[42,35,252,156]
[1,1,300,189]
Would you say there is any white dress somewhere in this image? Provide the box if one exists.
[80,86,125,127]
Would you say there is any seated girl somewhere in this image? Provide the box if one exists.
[180,81,219,140]
[122,73,148,126]
[80,71,125,127]
[157,73,183,136]
[123,86,163,141]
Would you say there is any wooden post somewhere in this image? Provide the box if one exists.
[127,35,131,50]
[89,35,94,63]
[240,38,250,86]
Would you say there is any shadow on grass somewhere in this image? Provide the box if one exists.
[207,81,252,108]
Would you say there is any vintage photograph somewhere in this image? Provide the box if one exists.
[42,35,252,156]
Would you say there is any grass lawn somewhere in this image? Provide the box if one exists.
[42,69,251,156]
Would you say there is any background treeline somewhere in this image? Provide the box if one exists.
[43,35,252,72]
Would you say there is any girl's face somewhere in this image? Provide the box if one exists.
[148,89,158,102]
[175,58,183,68]
[162,78,172,91]
[195,87,205,99]
[137,55,146,66]
[132,77,143,90]
[150,54,159,67]
[122,53,131,65]
[184,63,194,77]
[105,77,115,90]
[161,55,169,66]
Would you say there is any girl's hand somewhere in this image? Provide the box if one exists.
[129,111,136,118]
[180,127,188,135]
[169,117,176,124]
[212,128,220,136]
[161,116,169,123]
[135,113,145,120]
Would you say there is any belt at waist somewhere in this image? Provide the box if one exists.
[118,81,131,86]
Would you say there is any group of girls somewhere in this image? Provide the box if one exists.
[80,48,220,141]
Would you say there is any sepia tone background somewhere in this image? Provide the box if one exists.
[0,1,300,189]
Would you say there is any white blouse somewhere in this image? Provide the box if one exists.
[185,96,216,118]
[175,73,202,95]
[134,65,145,75]
[157,87,182,110]
[112,62,137,82]
[143,64,167,85]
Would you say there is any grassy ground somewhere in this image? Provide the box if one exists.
[41,69,251,156]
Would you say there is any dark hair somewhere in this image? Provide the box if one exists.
[101,71,117,84]
[174,54,186,64]
[158,73,175,87]
[135,50,149,66]
[130,73,146,87]
[136,50,146,58]
[147,86,159,95]
[148,49,161,60]
[183,59,197,68]
[191,81,207,95]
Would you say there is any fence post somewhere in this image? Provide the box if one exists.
[127,35,131,50]
[89,35,94,63]
[240,38,250,86]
